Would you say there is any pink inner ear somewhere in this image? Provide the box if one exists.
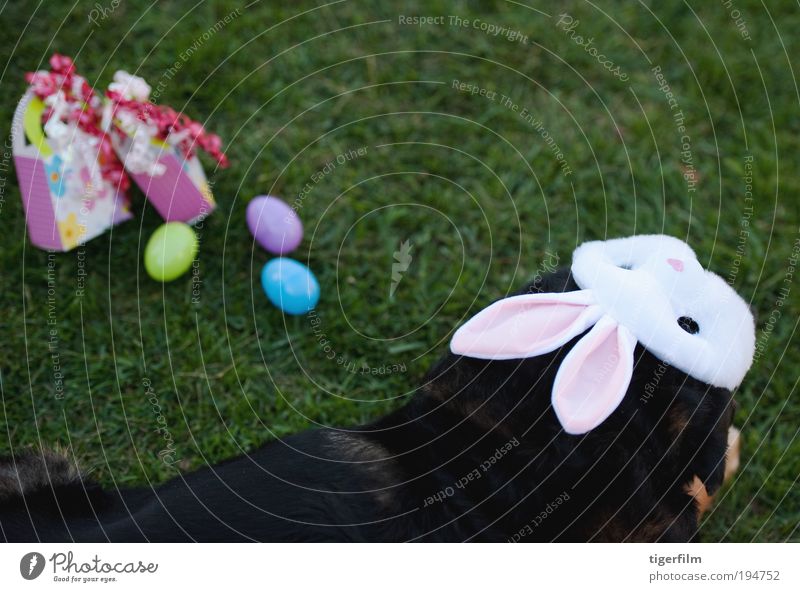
[552,316,636,434]
[450,292,601,360]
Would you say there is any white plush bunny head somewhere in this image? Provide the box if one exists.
[450,235,755,435]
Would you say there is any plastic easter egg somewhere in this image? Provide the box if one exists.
[261,258,320,315]
[144,222,198,282]
[246,195,303,255]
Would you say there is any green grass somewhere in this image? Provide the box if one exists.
[0,0,798,541]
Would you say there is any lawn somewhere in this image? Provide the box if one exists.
[0,0,798,541]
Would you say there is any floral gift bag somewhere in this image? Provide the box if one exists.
[104,72,228,224]
[14,56,132,251]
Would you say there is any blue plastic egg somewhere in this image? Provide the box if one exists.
[261,258,320,315]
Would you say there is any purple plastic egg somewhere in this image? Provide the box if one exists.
[246,195,303,255]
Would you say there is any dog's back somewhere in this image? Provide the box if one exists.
[0,269,734,542]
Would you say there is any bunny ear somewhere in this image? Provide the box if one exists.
[450,290,602,360]
[552,315,638,435]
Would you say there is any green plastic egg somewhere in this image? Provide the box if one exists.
[144,222,198,282]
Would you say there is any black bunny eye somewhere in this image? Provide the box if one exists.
[677,316,700,334]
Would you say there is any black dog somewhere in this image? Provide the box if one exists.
[0,268,734,542]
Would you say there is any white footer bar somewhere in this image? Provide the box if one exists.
[1,543,796,590]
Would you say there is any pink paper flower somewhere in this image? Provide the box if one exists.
[105,74,229,168]
[49,53,75,75]
[26,54,129,191]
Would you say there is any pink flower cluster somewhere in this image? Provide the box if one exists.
[26,54,129,191]
[105,92,229,168]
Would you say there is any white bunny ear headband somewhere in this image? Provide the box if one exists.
[450,235,756,435]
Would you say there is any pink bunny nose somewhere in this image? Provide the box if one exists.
[666,258,684,272]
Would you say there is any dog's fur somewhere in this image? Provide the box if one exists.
[0,268,735,542]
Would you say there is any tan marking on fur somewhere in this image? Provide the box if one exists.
[324,431,400,510]
[592,510,681,542]
[688,426,741,516]
[666,404,691,439]
[422,384,515,440]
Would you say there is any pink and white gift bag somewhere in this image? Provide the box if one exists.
[104,71,227,224]
[14,62,132,251]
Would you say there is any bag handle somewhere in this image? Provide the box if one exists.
[12,88,53,157]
